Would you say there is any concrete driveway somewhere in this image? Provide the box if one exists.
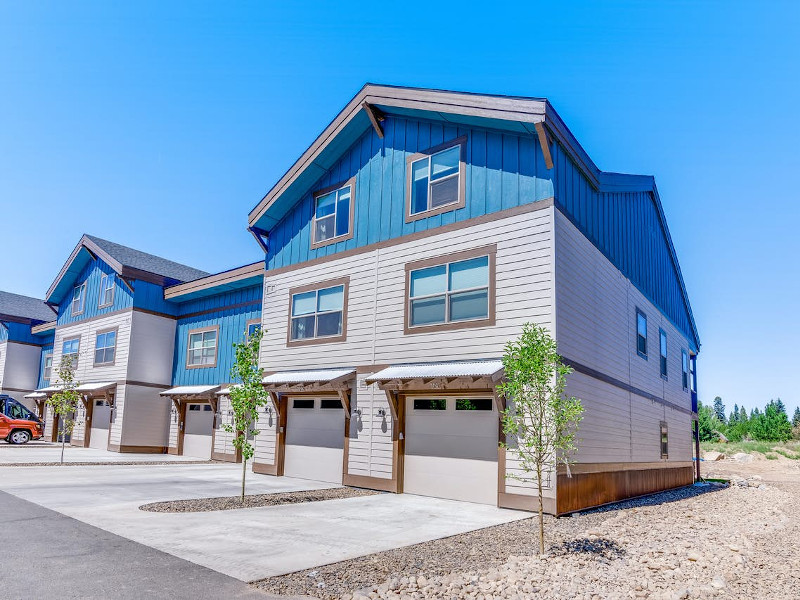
[0,442,202,464]
[0,463,527,581]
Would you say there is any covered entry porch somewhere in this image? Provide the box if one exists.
[33,382,117,448]
[160,385,221,460]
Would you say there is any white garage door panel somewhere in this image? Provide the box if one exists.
[89,402,111,450]
[404,398,498,505]
[183,404,213,459]
[284,399,344,484]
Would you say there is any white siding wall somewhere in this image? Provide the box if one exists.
[119,384,170,447]
[252,401,279,465]
[554,209,693,465]
[126,311,176,385]
[213,395,239,457]
[260,206,557,482]
[0,342,42,394]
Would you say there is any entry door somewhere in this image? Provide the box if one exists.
[89,400,111,449]
[183,403,214,459]
[284,398,344,483]
[404,397,499,505]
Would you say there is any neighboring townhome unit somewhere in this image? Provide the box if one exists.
[37,234,209,451]
[246,84,700,514]
[0,291,56,414]
[160,262,264,460]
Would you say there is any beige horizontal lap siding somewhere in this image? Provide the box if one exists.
[0,342,7,386]
[554,209,693,465]
[213,396,236,457]
[0,342,42,393]
[253,402,278,465]
[348,380,393,480]
[119,383,170,448]
[126,311,176,386]
[109,383,125,447]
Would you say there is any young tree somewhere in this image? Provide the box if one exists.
[739,405,748,424]
[713,396,726,424]
[729,403,740,425]
[750,400,792,442]
[46,356,81,464]
[697,401,722,442]
[499,322,584,555]
[793,407,800,428]
[224,326,269,502]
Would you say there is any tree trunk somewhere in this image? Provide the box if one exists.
[241,456,247,503]
[60,420,65,464]
[537,467,545,555]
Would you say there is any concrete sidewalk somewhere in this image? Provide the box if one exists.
[0,463,527,581]
[0,443,202,464]
[0,489,288,600]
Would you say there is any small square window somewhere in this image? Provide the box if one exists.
[455,398,493,411]
[71,283,87,316]
[406,138,465,221]
[293,399,315,409]
[311,179,355,249]
[98,273,115,308]
[288,280,348,346]
[320,399,343,410]
[413,399,447,411]
[187,328,218,368]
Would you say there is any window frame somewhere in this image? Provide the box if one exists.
[245,319,262,340]
[660,420,669,459]
[42,352,53,384]
[61,336,81,370]
[681,349,689,392]
[404,245,496,335]
[286,277,349,347]
[71,283,87,316]
[405,136,467,223]
[98,272,115,308]
[635,308,648,359]
[659,328,668,380]
[310,177,356,250]
[93,326,118,367]
[185,325,220,370]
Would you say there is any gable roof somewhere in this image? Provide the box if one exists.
[0,290,56,323]
[164,261,265,302]
[248,83,699,350]
[46,234,210,304]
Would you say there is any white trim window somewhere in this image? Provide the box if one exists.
[410,144,461,215]
[187,329,218,367]
[408,256,489,327]
[43,353,53,384]
[98,273,115,308]
[313,184,352,244]
[71,283,87,315]
[62,338,80,370]
[290,285,344,341]
[94,330,117,365]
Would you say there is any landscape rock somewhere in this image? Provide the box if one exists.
[731,453,754,463]
[703,451,725,461]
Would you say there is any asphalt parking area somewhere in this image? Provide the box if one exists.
[0,462,527,581]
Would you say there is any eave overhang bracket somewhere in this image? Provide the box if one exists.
[363,102,385,139]
[534,121,554,170]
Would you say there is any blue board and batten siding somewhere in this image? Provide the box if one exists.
[265,113,697,350]
[170,285,262,386]
[56,259,133,325]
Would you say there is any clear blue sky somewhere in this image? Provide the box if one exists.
[1,2,798,415]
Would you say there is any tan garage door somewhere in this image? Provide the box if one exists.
[284,398,344,484]
[183,403,214,459]
[89,400,111,450]
[404,397,498,505]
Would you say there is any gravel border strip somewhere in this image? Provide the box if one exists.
[140,486,379,513]
[252,485,724,599]
[0,460,215,467]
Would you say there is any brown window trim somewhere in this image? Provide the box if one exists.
[660,420,669,459]
[405,135,467,223]
[61,335,81,369]
[286,276,349,348]
[310,177,356,250]
[93,326,119,367]
[403,244,496,336]
[98,273,115,309]
[71,283,87,316]
[185,324,220,370]
[245,318,262,340]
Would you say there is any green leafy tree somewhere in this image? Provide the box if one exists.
[46,356,81,464]
[697,401,722,442]
[793,407,800,428]
[713,396,726,424]
[224,326,269,502]
[750,400,792,442]
[498,323,584,555]
[751,407,761,419]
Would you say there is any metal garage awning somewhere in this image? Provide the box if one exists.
[365,360,504,385]
[24,392,48,399]
[160,385,220,398]
[35,381,116,395]
[261,369,356,417]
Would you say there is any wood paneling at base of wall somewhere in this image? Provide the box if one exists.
[106,444,167,454]
[498,492,557,515]
[556,466,694,515]
[211,451,240,463]
[252,461,278,475]
[343,473,398,493]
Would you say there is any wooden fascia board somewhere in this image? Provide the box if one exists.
[31,320,57,334]
[45,237,100,302]
[164,262,265,300]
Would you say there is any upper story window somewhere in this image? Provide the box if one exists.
[681,350,689,391]
[659,329,668,379]
[288,278,348,346]
[660,421,669,458]
[636,309,647,358]
[187,326,218,368]
[246,319,261,340]
[71,283,87,316]
[311,179,355,249]
[406,137,466,222]
[94,328,117,366]
[98,273,115,308]
[62,337,80,370]
[43,353,53,384]
[405,245,496,334]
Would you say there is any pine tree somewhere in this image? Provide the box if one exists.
[739,406,748,423]
[774,398,787,415]
[729,403,740,425]
[713,396,726,424]
[793,407,800,428]
[750,401,792,442]
[751,407,761,419]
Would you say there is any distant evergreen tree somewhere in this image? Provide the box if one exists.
[774,398,787,415]
[698,401,721,442]
[730,403,740,425]
[793,407,800,428]
[751,407,761,419]
[739,406,748,423]
[713,396,726,424]
[750,400,792,442]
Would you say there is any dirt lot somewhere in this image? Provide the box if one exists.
[256,455,800,599]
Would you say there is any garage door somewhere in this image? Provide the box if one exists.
[183,403,214,459]
[404,397,498,505]
[284,397,344,483]
[89,400,111,450]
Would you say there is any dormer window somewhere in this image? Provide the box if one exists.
[71,283,87,316]
[98,273,115,308]
[406,137,466,222]
[311,178,355,249]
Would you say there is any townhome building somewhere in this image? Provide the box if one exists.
[36,235,209,450]
[245,84,700,515]
[0,291,56,413]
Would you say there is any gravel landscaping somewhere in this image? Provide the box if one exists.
[253,472,800,600]
[140,486,379,513]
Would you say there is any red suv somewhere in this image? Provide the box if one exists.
[0,395,44,444]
